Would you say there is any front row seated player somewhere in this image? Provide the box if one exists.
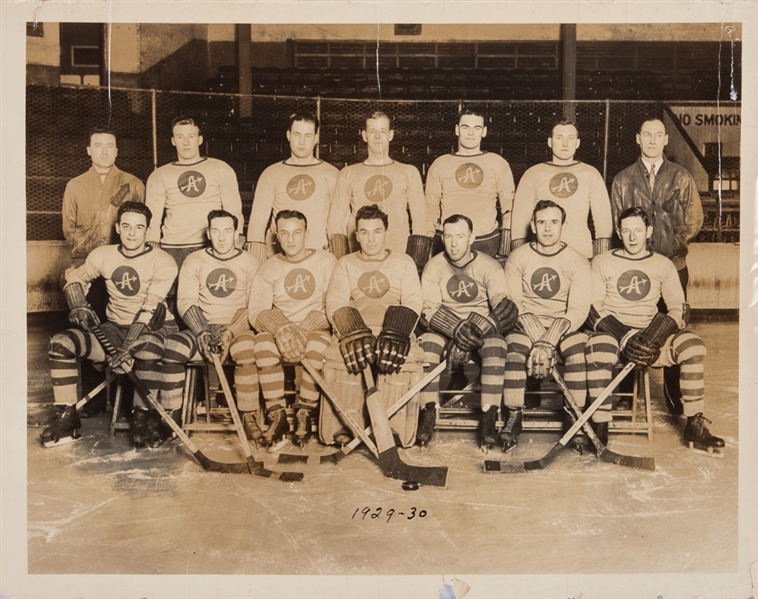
[417,214,518,449]
[322,204,424,448]
[503,199,592,452]
[176,209,262,438]
[44,201,186,449]
[246,209,337,448]
[585,206,724,451]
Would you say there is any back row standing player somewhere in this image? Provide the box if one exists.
[425,106,516,259]
[327,110,429,273]
[246,113,339,264]
[510,118,613,259]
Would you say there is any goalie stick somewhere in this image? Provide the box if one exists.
[211,353,304,481]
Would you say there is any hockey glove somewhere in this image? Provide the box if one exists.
[510,238,527,253]
[444,340,470,370]
[492,297,518,335]
[527,340,555,379]
[406,235,433,276]
[209,327,234,363]
[109,302,168,373]
[328,234,350,260]
[376,305,419,374]
[245,241,269,265]
[183,304,214,361]
[622,334,660,367]
[256,309,307,362]
[332,306,376,374]
[64,282,99,332]
[592,237,612,257]
[429,305,484,352]
[497,228,512,258]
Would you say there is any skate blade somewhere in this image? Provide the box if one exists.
[267,438,289,453]
[688,442,725,458]
[42,435,80,448]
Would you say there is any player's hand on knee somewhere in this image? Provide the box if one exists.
[453,321,484,352]
[492,297,518,335]
[444,341,470,370]
[339,333,376,374]
[210,328,234,363]
[622,333,660,367]
[275,323,308,363]
[375,332,410,375]
[69,306,100,332]
[196,330,215,361]
[108,349,134,375]
[527,341,554,379]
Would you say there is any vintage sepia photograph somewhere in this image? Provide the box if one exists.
[2,2,757,598]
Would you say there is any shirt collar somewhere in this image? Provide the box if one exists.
[641,157,663,174]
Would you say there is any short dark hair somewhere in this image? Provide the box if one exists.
[171,117,202,137]
[551,118,579,136]
[457,104,488,126]
[207,209,238,231]
[442,214,473,233]
[638,117,666,134]
[364,109,393,130]
[532,199,566,224]
[289,113,320,134]
[618,206,650,228]
[275,209,308,229]
[88,127,116,145]
[117,201,152,227]
[355,204,388,230]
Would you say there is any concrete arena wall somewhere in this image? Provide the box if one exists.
[25,241,740,313]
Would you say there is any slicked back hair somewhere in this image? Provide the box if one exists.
[118,201,152,227]
[171,117,202,137]
[443,213,474,233]
[275,209,308,229]
[289,113,320,134]
[532,199,567,224]
[207,209,238,231]
[355,204,389,230]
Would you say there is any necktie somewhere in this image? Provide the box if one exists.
[648,165,656,191]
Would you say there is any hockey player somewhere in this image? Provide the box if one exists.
[247,209,337,448]
[417,214,519,448]
[585,206,723,452]
[510,118,613,259]
[145,117,245,314]
[326,109,430,273]
[176,209,262,441]
[611,117,704,416]
[425,105,515,259]
[502,200,591,452]
[44,201,187,449]
[246,113,339,264]
[322,204,424,447]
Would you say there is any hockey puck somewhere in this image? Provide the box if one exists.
[402,481,419,491]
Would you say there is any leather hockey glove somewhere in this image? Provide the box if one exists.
[497,228,512,258]
[332,306,376,374]
[429,305,484,352]
[256,309,307,362]
[592,237,612,257]
[110,303,167,374]
[622,312,679,367]
[492,297,518,335]
[64,282,99,332]
[444,341,470,370]
[526,317,570,379]
[183,304,214,361]
[376,305,419,374]
[587,306,635,349]
[245,241,269,265]
[406,235,433,276]
[328,234,350,260]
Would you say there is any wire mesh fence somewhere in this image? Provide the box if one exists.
[26,84,739,243]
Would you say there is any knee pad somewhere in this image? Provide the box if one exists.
[49,329,89,360]
[671,329,706,363]
[162,331,196,364]
[559,331,588,361]
[131,331,166,361]
[585,333,620,368]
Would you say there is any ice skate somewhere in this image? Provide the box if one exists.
[479,405,499,453]
[683,413,725,457]
[499,407,522,452]
[416,402,437,447]
[262,407,289,451]
[294,408,312,449]
[592,421,609,447]
[242,411,263,446]
[130,408,152,449]
[40,404,82,447]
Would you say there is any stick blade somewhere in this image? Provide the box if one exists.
[599,449,655,471]
[378,448,448,488]
[483,460,526,474]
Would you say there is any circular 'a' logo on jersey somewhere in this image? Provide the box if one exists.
[617,270,651,301]
[284,268,315,300]
[358,270,390,299]
[548,172,579,199]
[177,170,206,198]
[364,175,393,205]
[446,274,479,304]
[455,163,484,189]
[530,267,560,299]
[286,174,315,201]
[112,265,141,296]
[206,268,237,298]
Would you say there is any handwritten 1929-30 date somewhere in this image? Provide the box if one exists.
[351,507,427,522]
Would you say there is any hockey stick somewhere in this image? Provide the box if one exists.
[299,360,380,458]
[90,324,249,473]
[277,361,447,466]
[363,368,448,488]
[211,354,303,481]
[484,362,642,473]
[75,371,119,411]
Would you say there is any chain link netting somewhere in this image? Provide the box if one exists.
[27,84,739,243]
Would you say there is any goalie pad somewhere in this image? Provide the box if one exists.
[246,241,269,265]
[405,235,433,274]
[300,310,330,332]
[539,317,571,347]
[640,312,679,346]
[376,305,419,374]
[491,297,518,335]
[592,237,612,256]
[498,228,511,257]
[328,234,350,259]
[182,305,209,336]
[517,312,546,343]
[332,306,375,374]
